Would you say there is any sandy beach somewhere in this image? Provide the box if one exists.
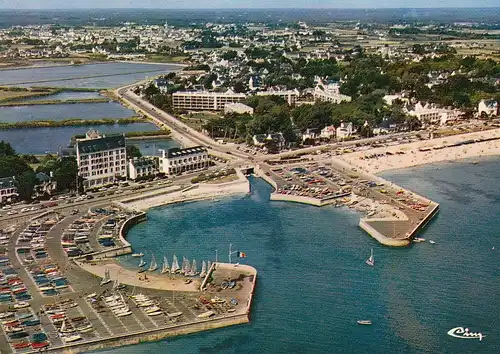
[340,128,500,174]
[122,172,250,211]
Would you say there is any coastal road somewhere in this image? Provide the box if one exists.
[115,84,251,162]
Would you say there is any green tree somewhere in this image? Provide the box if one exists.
[16,170,37,201]
[53,157,78,192]
[0,155,33,179]
[0,141,16,156]
[126,145,142,159]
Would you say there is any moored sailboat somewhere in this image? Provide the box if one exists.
[161,256,170,274]
[171,254,180,273]
[365,248,374,266]
[190,259,198,276]
[100,268,111,286]
[200,261,207,278]
[148,255,158,272]
[138,256,146,268]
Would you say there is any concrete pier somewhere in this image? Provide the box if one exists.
[256,157,439,247]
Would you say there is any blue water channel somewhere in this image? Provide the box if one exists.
[0,123,160,154]
[0,62,182,88]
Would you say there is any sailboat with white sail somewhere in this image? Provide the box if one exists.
[365,248,374,266]
[138,256,146,268]
[200,261,207,278]
[100,268,111,286]
[190,259,198,276]
[161,255,170,274]
[148,255,158,272]
[112,276,120,291]
[171,254,180,273]
[182,257,190,275]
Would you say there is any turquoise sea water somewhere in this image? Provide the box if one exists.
[106,158,500,354]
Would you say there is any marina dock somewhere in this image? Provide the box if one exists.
[0,202,257,354]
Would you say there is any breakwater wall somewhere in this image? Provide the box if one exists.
[358,219,411,247]
[270,193,336,207]
[42,314,249,354]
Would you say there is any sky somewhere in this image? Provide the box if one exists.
[0,0,499,9]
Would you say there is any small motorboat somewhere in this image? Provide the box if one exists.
[429,240,436,244]
[167,312,182,318]
[14,341,31,349]
[132,252,144,257]
[413,238,426,243]
[357,320,372,325]
[61,334,82,343]
[13,301,30,309]
[197,310,215,318]
[115,310,132,317]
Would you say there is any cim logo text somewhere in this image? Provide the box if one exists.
[447,327,485,341]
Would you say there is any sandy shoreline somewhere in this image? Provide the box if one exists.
[340,128,500,174]
[122,171,250,212]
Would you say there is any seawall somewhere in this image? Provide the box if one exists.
[45,314,249,354]
[358,219,411,247]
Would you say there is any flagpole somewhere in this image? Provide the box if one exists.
[229,243,238,264]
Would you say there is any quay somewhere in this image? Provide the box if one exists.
[256,158,439,247]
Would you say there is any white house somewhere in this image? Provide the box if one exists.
[320,125,336,139]
[406,102,461,126]
[302,128,320,142]
[313,82,351,104]
[336,122,353,140]
[478,99,498,117]
[158,146,209,175]
[127,157,159,180]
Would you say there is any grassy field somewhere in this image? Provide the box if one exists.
[180,112,221,131]
[0,88,53,102]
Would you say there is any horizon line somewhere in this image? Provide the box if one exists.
[1,6,500,10]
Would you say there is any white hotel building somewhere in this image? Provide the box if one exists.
[313,82,352,104]
[76,129,127,189]
[158,146,209,175]
[172,90,247,111]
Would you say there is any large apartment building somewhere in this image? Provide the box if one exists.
[76,129,127,190]
[172,90,247,111]
[256,89,300,106]
[158,146,209,175]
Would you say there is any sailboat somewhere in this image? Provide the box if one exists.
[148,255,158,272]
[180,257,187,274]
[207,261,212,270]
[200,261,207,278]
[161,256,170,274]
[100,268,111,286]
[138,256,146,268]
[365,248,374,266]
[112,277,120,291]
[171,254,180,273]
[190,259,198,276]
